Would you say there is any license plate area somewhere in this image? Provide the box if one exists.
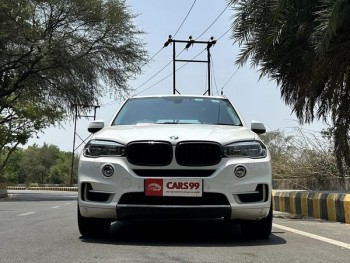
[145,178,202,197]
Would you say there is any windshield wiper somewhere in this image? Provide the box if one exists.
[156,121,177,124]
[215,123,241,126]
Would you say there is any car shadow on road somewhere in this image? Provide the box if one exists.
[80,219,286,247]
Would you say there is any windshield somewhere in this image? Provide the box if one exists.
[112,97,243,126]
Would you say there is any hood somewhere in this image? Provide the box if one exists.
[93,124,258,145]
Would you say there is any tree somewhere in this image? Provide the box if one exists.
[0,148,24,184]
[49,151,77,185]
[228,0,350,176]
[0,0,147,178]
[0,97,59,175]
[1,143,78,185]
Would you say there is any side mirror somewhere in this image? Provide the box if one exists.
[251,120,266,134]
[88,120,104,133]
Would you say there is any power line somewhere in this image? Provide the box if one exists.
[133,48,186,92]
[136,48,206,96]
[196,5,229,40]
[148,47,164,62]
[217,24,234,41]
[102,27,231,107]
[210,54,220,95]
[128,2,228,96]
[101,97,123,108]
[216,67,239,95]
[104,3,230,101]
[100,7,231,110]
[136,25,231,98]
[134,60,173,90]
[173,0,197,38]
[135,72,173,96]
[136,1,197,89]
[101,48,186,107]
[102,53,223,107]
[139,44,166,70]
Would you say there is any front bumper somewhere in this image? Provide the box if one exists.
[78,155,272,221]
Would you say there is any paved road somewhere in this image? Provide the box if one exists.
[0,190,349,263]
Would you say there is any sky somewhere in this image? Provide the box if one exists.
[28,0,326,152]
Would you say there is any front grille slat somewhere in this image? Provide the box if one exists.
[176,141,223,166]
[126,141,173,166]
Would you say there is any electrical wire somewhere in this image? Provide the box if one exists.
[173,0,197,38]
[103,3,231,104]
[135,72,173,96]
[216,67,239,95]
[139,44,165,70]
[133,48,186,92]
[136,48,206,96]
[195,5,229,40]
[210,54,220,95]
[100,25,233,108]
[135,60,172,90]
[101,97,123,108]
[148,47,164,63]
[217,24,234,41]
[133,1,197,92]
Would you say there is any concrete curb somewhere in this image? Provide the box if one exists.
[272,190,350,224]
[7,186,78,192]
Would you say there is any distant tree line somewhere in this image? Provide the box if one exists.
[0,144,78,185]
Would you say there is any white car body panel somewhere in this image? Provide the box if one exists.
[78,95,272,222]
[93,125,257,145]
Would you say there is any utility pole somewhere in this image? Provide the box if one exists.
[70,104,99,186]
[164,35,217,95]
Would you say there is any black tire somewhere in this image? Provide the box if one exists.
[78,206,111,238]
[241,203,273,239]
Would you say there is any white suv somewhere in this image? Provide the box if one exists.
[78,95,272,238]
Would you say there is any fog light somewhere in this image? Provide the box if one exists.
[234,165,247,178]
[102,164,114,177]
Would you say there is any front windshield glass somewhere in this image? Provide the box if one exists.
[112,97,243,126]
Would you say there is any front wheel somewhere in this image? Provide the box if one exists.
[240,204,273,239]
[78,206,111,238]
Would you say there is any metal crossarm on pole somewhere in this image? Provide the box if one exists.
[164,35,217,95]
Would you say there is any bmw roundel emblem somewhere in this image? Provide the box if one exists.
[170,136,179,140]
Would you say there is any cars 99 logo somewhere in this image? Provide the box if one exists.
[166,182,200,190]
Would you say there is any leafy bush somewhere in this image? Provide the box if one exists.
[261,127,348,190]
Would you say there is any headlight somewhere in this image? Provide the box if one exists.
[224,141,267,158]
[84,140,125,157]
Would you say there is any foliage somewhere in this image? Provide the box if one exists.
[0,0,147,179]
[0,95,60,174]
[261,128,347,189]
[229,0,350,176]
[0,144,78,185]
